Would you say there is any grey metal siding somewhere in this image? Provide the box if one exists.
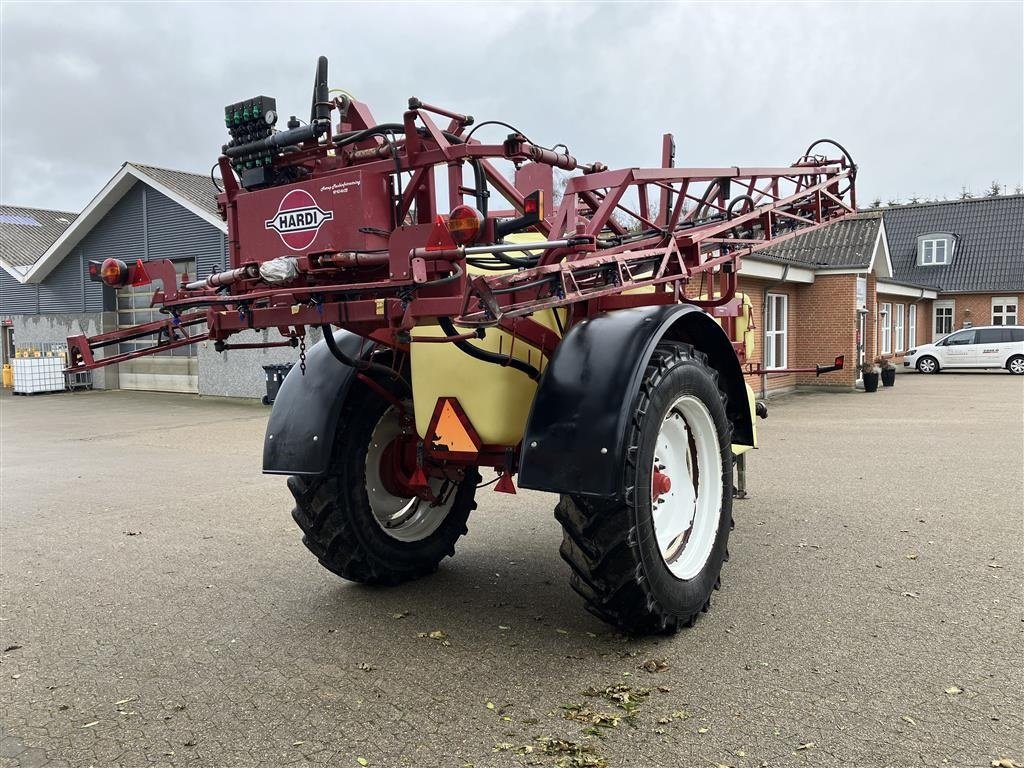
[145,188,225,278]
[0,268,38,314]
[39,249,84,312]
[78,183,146,265]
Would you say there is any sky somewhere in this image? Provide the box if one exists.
[1,2,1022,214]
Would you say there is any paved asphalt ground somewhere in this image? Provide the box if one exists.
[1,372,1021,768]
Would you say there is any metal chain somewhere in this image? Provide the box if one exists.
[299,334,307,375]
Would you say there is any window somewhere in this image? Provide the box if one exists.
[880,302,892,354]
[894,304,905,352]
[908,305,917,348]
[765,293,788,369]
[976,328,1010,344]
[992,297,1018,326]
[919,236,952,265]
[934,302,954,338]
[942,330,975,346]
[1011,328,1024,342]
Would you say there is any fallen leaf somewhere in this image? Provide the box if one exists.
[492,742,514,752]
[556,628,569,635]
[991,759,1022,768]
[81,721,99,728]
[486,701,496,710]
[3,645,22,652]
[698,727,709,734]
[10,674,21,680]
[428,630,447,640]
[796,742,815,751]
[123,530,141,536]
[901,591,920,598]
[641,658,669,673]
[945,686,963,695]
[391,612,409,619]
[901,715,917,726]
[357,662,375,672]
[987,563,1004,569]
[114,697,137,706]
[357,758,369,767]
[292,741,304,746]
[498,625,510,630]
[906,554,918,560]
[657,685,671,693]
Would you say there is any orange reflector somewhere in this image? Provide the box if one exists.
[100,258,129,288]
[130,259,152,287]
[425,215,457,251]
[447,205,483,246]
[427,397,481,456]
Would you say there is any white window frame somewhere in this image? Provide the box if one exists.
[764,293,788,370]
[908,304,917,348]
[921,238,949,265]
[934,300,955,340]
[992,296,1018,326]
[880,302,892,354]
[894,304,905,352]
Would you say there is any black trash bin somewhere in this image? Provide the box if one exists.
[261,363,294,405]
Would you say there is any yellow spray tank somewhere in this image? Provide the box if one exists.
[410,232,562,446]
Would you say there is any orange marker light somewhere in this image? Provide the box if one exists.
[99,258,129,288]
[447,205,483,246]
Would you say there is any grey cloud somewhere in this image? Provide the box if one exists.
[1,1,1021,212]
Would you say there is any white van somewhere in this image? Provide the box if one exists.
[904,325,1024,374]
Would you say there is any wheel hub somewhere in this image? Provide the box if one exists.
[652,469,672,500]
[650,395,723,580]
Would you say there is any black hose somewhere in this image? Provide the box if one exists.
[438,316,540,381]
[319,325,408,385]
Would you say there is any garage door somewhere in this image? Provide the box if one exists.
[117,260,199,393]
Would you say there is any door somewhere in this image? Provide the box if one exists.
[974,327,1011,368]
[117,260,199,393]
[933,300,954,341]
[937,329,977,367]
[857,312,867,378]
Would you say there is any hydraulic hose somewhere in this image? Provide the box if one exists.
[438,316,541,381]
[319,325,408,386]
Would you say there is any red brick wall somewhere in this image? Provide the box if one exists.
[794,274,859,387]
[935,293,1023,337]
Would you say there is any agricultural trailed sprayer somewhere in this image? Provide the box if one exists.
[68,57,855,634]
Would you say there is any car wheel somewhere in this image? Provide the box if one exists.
[1008,355,1024,375]
[916,356,939,374]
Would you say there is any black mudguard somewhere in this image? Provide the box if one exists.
[517,304,753,498]
[262,330,368,476]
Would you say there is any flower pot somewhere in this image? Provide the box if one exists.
[881,368,896,387]
[863,372,879,392]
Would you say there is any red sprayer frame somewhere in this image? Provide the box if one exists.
[67,91,855,382]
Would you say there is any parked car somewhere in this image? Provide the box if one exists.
[904,325,1024,374]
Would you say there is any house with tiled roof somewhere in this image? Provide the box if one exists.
[0,162,294,396]
[877,195,1023,340]
[734,195,1023,394]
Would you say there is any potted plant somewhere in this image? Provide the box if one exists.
[880,358,897,387]
[861,361,880,392]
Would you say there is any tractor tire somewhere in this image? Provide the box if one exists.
[555,342,733,634]
[288,380,479,585]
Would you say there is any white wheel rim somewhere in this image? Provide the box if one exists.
[1011,359,1024,374]
[364,407,456,543]
[650,395,723,580]
[920,358,936,373]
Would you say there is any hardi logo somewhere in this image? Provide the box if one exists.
[264,189,334,250]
